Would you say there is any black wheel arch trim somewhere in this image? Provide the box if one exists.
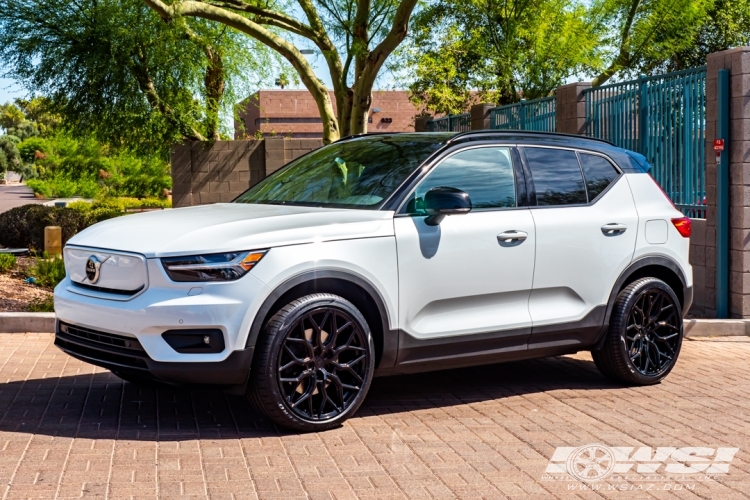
[245,268,398,369]
[594,255,691,350]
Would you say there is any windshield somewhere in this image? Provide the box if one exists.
[233,135,449,209]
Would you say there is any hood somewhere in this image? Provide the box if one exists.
[67,203,395,258]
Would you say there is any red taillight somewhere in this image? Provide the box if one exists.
[672,217,691,238]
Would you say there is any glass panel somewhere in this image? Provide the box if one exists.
[525,148,587,206]
[579,153,619,200]
[234,135,449,209]
[403,147,516,214]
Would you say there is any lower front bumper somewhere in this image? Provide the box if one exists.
[54,322,253,386]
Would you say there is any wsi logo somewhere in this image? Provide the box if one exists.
[546,444,739,482]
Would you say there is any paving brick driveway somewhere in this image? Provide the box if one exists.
[0,333,748,499]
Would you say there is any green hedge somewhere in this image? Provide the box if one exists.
[0,204,123,250]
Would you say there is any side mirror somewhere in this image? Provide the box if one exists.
[424,186,472,226]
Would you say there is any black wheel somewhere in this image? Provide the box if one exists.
[248,293,375,432]
[592,277,683,385]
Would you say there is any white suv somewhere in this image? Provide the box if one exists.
[54,131,692,431]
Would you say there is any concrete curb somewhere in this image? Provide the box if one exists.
[684,319,750,337]
[0,313,748,337]
[0,313,56,333]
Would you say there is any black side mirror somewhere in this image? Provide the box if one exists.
[424,186,472,226]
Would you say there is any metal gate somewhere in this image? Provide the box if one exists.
[584,67,707,217]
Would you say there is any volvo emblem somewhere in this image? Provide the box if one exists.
[85,256,102,284]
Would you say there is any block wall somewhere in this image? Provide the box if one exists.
[171,138,323,208]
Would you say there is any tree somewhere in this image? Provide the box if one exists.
[142,0,420,143]
[0,0,277,156]
[406,0,604,114]
[589,0,713,86]
[0,136,21,181]
[0,103,25,132]
[649,0,750,72]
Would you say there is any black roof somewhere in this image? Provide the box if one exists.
[447,130,615,146]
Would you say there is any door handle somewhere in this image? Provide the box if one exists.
[601,223,627,235]
[497,230,528,243]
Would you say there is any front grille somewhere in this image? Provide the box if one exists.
[55,322,150,370]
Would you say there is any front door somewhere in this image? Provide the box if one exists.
[394,145,536,366]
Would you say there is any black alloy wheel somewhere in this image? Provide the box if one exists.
[624,288,681,376]
[248,293,374,431]
[592,277,683,385]
[277,306,369,421]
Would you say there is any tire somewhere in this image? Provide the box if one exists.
[248,293,375,432]
[592,277,683,385]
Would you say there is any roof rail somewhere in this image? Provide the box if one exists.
[446,129,615,146]
[335,132,394,142]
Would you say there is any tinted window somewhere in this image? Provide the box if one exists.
[403,147,516,214]
[234,135,447,209]
[580,153,619,200]
[525,148,587,206]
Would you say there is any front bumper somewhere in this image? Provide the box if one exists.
[55,321,254,385]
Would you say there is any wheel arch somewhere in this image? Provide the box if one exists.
[245,269,396,369]
[594,255,690,350]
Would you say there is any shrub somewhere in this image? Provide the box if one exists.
[0,204,123,250]
[26,175,101,199]
[0,254,16,273]
[28,253,66,289]
[27,295,54,312]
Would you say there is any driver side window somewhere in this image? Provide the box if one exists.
[402,147,517,214]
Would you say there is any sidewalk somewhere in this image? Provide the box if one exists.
[0,183,42,213]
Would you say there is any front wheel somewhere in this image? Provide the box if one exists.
[248,293,375,432]
[592,277,683,385]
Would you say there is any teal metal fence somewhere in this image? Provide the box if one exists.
[428,113,471,132]
[584,67,707,218]
[490,97,556,131]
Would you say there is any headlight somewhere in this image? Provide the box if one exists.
[161,250,268,282]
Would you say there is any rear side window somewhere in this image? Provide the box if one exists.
[524,148,587,206]
[403,147,516,214]
[579,153,619,200]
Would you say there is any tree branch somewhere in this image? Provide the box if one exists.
[142,0,340,142]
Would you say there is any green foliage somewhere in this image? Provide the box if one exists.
[588,0,714,85]
[0,254,16,273]
[28,253,66,288]
[0,102,25,131]
[27,295,54,312]
[655,0,750,72]
[0,135,21,179]
[406,0,604,114]
[0,0,278,157]
[19,131,171,199]
[0,204,123,250]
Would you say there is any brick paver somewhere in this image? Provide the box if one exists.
[0,333,747,499]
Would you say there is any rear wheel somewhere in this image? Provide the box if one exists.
[248,293,375,432]
[592,277,683,385]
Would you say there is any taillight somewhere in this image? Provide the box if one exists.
[672,217,691,238]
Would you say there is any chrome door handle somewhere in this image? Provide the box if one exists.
[497,230,528,243]
[601,223,627,235]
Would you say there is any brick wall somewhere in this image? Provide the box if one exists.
[171,138,323,208]
[235,90,420,139]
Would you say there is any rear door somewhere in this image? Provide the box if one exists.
[524,147,638,347]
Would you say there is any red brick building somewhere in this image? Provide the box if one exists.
[235,89,421,139]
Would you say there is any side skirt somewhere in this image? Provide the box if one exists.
[376,306,606,377]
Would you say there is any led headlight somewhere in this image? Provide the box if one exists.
[161,250,268,282]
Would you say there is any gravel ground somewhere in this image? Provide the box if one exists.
[0,257,53,312]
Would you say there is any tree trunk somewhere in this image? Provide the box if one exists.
[339,90,354,137]
[349,85,371,135]
[204,48,224,141]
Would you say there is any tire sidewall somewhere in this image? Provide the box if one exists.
[613,278,683,385]
[257,294,375,431]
